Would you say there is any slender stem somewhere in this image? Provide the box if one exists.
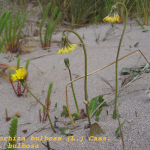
[68,67,80,117]
[25,87,56,133]
[17,81,19,96]
[117,107,125,150]
[64,29,91,125]
[66,85,75,126]
[113,2,128,119]
[22,87,26,93]
[10,81,18,96]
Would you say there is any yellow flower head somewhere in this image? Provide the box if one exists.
[57,33,78,54]
[11,68,27,81]
[103,13,120,23]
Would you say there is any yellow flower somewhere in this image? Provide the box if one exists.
[57,43,78,54]
[103,13,120,23]
[12,68,27,81]
[57,33,78,54]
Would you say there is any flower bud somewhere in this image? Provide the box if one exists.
[20,80,27,87]
[64,58,70,68]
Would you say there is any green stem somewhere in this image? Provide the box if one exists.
[64,30,91,126]
[25,87,56,133]
[68,67,80,117]
[113,2,128,119]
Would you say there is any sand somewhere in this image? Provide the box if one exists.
[0,20,150,150]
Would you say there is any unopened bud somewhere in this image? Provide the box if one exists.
[20,80,27,87]
[64,58,70,68]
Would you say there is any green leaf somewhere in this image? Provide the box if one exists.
[145,69,150,73]
[61,105,68,117]
[16,12,27,44]
[25,59,30,70]
[134,42,139,47]
[132,71,138,77]
[60,127,73,136]
[0,38,6,53]
[46,83,53,106]
[115,120,126,137]
[95,108,102,121]
[39,2,52,45]
[71,113,79,120]
[67,119,78,125]
[55,103,57,108]
[67,122,72,125]
[7,117,18,148]
[121,67,130,75]
[89,123,105,136]
[135,19,145,29]
[88,95,108,121]
[142,29,148,32]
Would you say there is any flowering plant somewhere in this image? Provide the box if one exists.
[9,56,30,97]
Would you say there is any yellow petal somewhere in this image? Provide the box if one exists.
[11,68,27,81]
[64,46,69,53]
[57,42,78,55]
[103,16,109,22]
[57,48,63,54]
[116,15,120,22]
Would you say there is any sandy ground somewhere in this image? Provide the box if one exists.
[0,20,150,150]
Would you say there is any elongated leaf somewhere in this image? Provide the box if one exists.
[55,103,57,108]
[39,2,51,45]
[134,42,139,47]
[0,38,6,53]
[0,10,12,35]
[45,6,58,44]
[135,18,145,29]
[46,83,53,106]
[115,120,125,137]
[16,12,27,44]
[12,9,20,46]
[142,29,148,32]
[6,117,18,149]
[48,12,62,43]
[25,59,30,70]
[9,15,13,44]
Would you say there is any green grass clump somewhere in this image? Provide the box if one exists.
[39,2,62,49]
[135,0,150,25]
[0,10,12,53]
[5,9,26,53]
